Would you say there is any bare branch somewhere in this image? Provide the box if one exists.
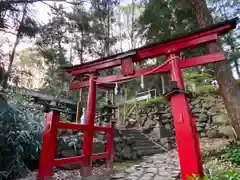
[0,29,17,35]
[2,0,64,4]
[39,1,59,11]
[1,0,84,5]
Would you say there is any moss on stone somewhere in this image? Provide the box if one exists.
[193,85,219,97]
[137,96,168,106]
[237,79,240,85]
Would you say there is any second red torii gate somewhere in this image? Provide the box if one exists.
[38,17,238,180]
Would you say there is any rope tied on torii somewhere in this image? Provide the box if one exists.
[70,53,179,96]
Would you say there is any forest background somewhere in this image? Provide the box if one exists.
[0,0,239,179]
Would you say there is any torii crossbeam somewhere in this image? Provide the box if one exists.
[37,17,238,180]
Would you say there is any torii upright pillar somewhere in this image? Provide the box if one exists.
[81,73,97,176]
[167,53,203,179]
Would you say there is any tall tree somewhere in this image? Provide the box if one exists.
[138,0,201,94]
[14,48,46,89]
[189,0,240,138]
[87,0,119,100]
[1,2,38,89]
[91,0,119,101]
[36,4,71,96]
[209,0,240,78]
[114,2,144,51]
[88,0,119,59]
[67,1,91,64]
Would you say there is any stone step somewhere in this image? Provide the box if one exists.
[123,132,146,136]
[120,131,142,135]
[137,148,163,156]
[132,136,150,141]
[119,129,164,156]
[133,145,161,151]
[120,131,150,137]
[134,141,156,147]
[120,129,140,134]
[121,133,145,137]
[121,134,145,138]
[121,131,146,135]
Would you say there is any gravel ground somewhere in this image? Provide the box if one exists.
[17,138,233,180]
[200,137,233,157]
[18,166,118,180]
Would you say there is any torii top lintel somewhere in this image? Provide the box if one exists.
[62,18,238,90]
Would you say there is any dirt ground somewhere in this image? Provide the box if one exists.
[200,137,233,157]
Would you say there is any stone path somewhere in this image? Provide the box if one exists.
[19,150,180,180]
[111,149,180,180]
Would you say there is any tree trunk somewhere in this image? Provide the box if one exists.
[234,59,240,79]
[131,0,135,49]
[80,29,84,64]
[161,73,170,94]
[106,1,113,76]
[217,0,240,79]
[190,0,240,139]
[2,3,27,89]
[228,37,240,79]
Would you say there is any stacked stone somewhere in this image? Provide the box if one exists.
[56,132,140,170]
[124,95,235,148]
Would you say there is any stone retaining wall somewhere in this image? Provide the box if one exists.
[125,95,235,147]
[56,131,141,170]
[50,95,235,170]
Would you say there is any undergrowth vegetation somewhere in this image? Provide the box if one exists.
[198,141,240,180]
[224,142,240,165]
[0,90,44,179]
[189,169,240,180]
[127,72,219,107]
[0,89,78,179]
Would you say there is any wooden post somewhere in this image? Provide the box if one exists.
[117,104,120,125]
[75,88,83,123]
[111,90,116,121]
[161,75,165,95]
[123,88,127,125]
[105,90,108,103]
[106,89,112,103]
[135,94,139,128]
[111,90,114,104]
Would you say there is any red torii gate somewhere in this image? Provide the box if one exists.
[37,17,238,180]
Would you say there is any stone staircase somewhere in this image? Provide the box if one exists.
[119,128,166,156]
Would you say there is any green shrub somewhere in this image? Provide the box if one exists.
[189,169,240,180]
[237,79,240,86]
[0,91,44,179]
[184,73,213,90]
[188,143,240,180]
[183,73,218,96]
[0,88,76,179]
[225,142,240,165]
[137,96,167,105]
[194,85,219,96]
